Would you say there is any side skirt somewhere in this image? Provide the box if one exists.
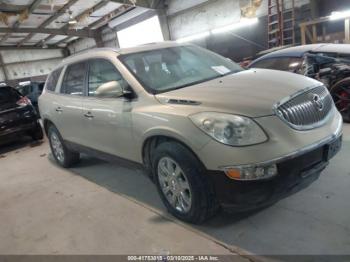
[64,140,144,170]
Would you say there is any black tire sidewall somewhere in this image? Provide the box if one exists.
[152,142,215,223]
[31,123,44,140]
[330,78,350,122]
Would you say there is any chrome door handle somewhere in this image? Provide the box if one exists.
[55,107,63,112]
[84,112,94,118]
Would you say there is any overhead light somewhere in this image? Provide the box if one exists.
[19,81,31,86]
[68,19,77,25]
[175,17,258,43]
[330,10,350,21]
[176,31,210,43]
[211,18,259,34]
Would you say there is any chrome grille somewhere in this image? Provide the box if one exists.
[276,86,334,130]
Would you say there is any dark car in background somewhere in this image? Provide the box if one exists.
[249,44,350,122]
[15,81,44,114]
[0,85,43,144]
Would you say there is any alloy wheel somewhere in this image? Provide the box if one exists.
[157,157,192,213]
[50,132,65,163]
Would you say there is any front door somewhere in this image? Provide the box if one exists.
[81,58,135,160]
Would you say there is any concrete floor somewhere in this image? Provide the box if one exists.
[0,125,349,257]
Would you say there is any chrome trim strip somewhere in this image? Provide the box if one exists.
[220,118,343,170]
[274,84,319,108]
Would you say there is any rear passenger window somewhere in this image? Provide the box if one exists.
[46,68,62,92]
[61,62,87,96]
[0,87,20,103]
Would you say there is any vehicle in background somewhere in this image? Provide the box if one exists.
[15,81,45,114]
[249,44,350,122]
[0,85,43,144]
[40,43,342,223]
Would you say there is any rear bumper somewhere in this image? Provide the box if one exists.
[207,134,342,212]
[0,122,38,137]
[0,105,39,139]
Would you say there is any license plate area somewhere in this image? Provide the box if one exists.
[324,136,342,161]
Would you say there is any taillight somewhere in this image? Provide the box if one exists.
[16,96,31,106]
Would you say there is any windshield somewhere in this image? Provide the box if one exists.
[119,45,243,94]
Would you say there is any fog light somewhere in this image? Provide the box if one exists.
[224,164,278,181]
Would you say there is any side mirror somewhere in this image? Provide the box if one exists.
[95,81,123,98]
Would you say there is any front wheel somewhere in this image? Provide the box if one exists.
[152,141,219,224]
[48,125,80,168]
[330,78,350,123]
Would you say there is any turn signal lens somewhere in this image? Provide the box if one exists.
[224,164,278,181]
[225,169,241,179]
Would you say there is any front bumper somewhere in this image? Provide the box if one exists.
[207,134,342,212]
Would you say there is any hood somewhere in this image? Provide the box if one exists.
[155,69,322,117]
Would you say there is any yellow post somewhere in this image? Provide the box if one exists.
[312,25,317,43]
[301,25,306,45]
[345,18,350,43]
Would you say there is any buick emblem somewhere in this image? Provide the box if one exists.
[311,94,324,111]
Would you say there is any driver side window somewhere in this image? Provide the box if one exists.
[88,59,127,98]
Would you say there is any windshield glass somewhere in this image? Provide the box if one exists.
[119,45,243,93]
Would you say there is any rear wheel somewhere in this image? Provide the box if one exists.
[152,141,219,224]
[48,125,80,168]
[330,78,350,123]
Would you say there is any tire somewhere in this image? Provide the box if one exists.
[48,125,80,168]
[330,78,350,123]
[152,141,219,224]
[30,123,44,141]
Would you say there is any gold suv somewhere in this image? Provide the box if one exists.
[39,42,343,223]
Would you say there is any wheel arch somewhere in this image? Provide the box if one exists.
[329,76,350,92]
[141,134,205,180]
[43,118,55,136]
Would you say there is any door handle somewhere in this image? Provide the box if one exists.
[55,107,63,112]
[84,112,94,118]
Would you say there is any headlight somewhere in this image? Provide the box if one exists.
[190,112,268,146]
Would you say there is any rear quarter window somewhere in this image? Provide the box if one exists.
[46,68,63,92]
[252,57,302,72]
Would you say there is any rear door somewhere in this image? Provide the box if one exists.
[54,61,87,145]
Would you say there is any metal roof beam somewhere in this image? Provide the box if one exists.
[0,46,63,50]
[37,0,110,46]
[89,4,132,29]
[109,0,164,9]
[17,0,80,47]
[55,4,132,48]
[0,0,44,44]
[0,28,96,38]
